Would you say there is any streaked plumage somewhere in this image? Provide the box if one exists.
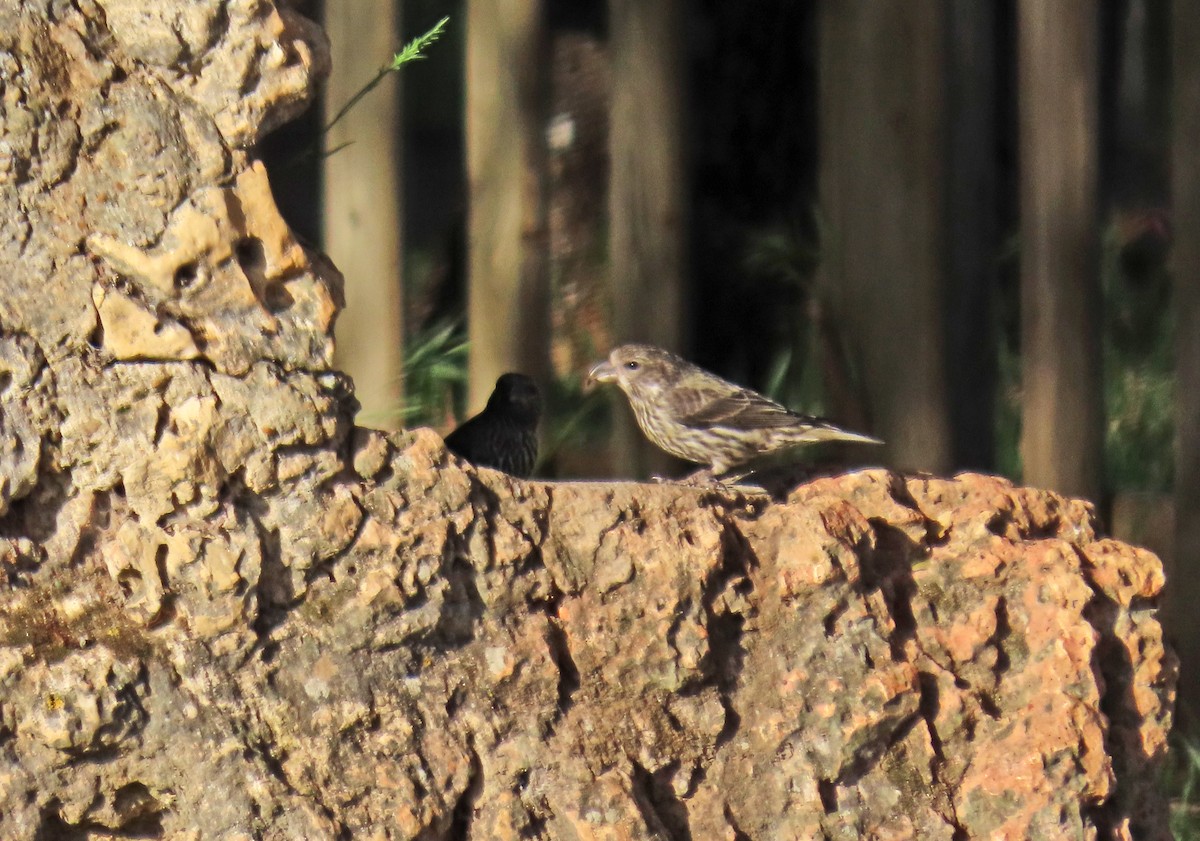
[445,373,541,478]
[587,344,881,476]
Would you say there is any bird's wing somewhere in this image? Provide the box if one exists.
[673,378,801,430]
[444,415,480,453]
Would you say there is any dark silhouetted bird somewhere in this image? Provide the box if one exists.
[588,344,881,477]
[445,373,542,477]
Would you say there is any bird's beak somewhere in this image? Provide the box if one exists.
[586,359,617,388]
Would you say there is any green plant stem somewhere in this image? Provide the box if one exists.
[323,16,450,135]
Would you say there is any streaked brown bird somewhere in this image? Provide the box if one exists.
[587,344,881,477]
[444,373,541,478]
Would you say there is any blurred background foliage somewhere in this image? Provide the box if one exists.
[259,1,1176,494]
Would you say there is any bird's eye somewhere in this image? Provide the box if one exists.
[625,361,640,371]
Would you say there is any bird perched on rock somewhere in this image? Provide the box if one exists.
[444,373,542,478]
[587,344,881,479]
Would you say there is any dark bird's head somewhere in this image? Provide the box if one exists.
[488,373,542,422]
[587,344,689,401]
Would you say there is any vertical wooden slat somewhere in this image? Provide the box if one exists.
[817,0,952,474]
[1171,0,1200,711]
[608,0,686,353]
[465,0,551,412]
[1016,0,1103,501]
[946,3,1000,470]
[325,0,405,429]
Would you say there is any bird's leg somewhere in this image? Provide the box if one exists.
[652,467,764,495]
[715,468,752,485]
[680,466,719,485]
[647,467,714,485]
[714,478,769,498]
[683,466,759,489]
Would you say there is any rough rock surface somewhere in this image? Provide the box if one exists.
[0,1,1176,840]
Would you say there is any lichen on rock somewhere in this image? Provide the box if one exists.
[0,1,1177,839]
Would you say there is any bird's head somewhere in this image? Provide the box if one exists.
[488,373,542,421]
[586,344,685,401]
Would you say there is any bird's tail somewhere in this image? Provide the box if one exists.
[800,425,884,446]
